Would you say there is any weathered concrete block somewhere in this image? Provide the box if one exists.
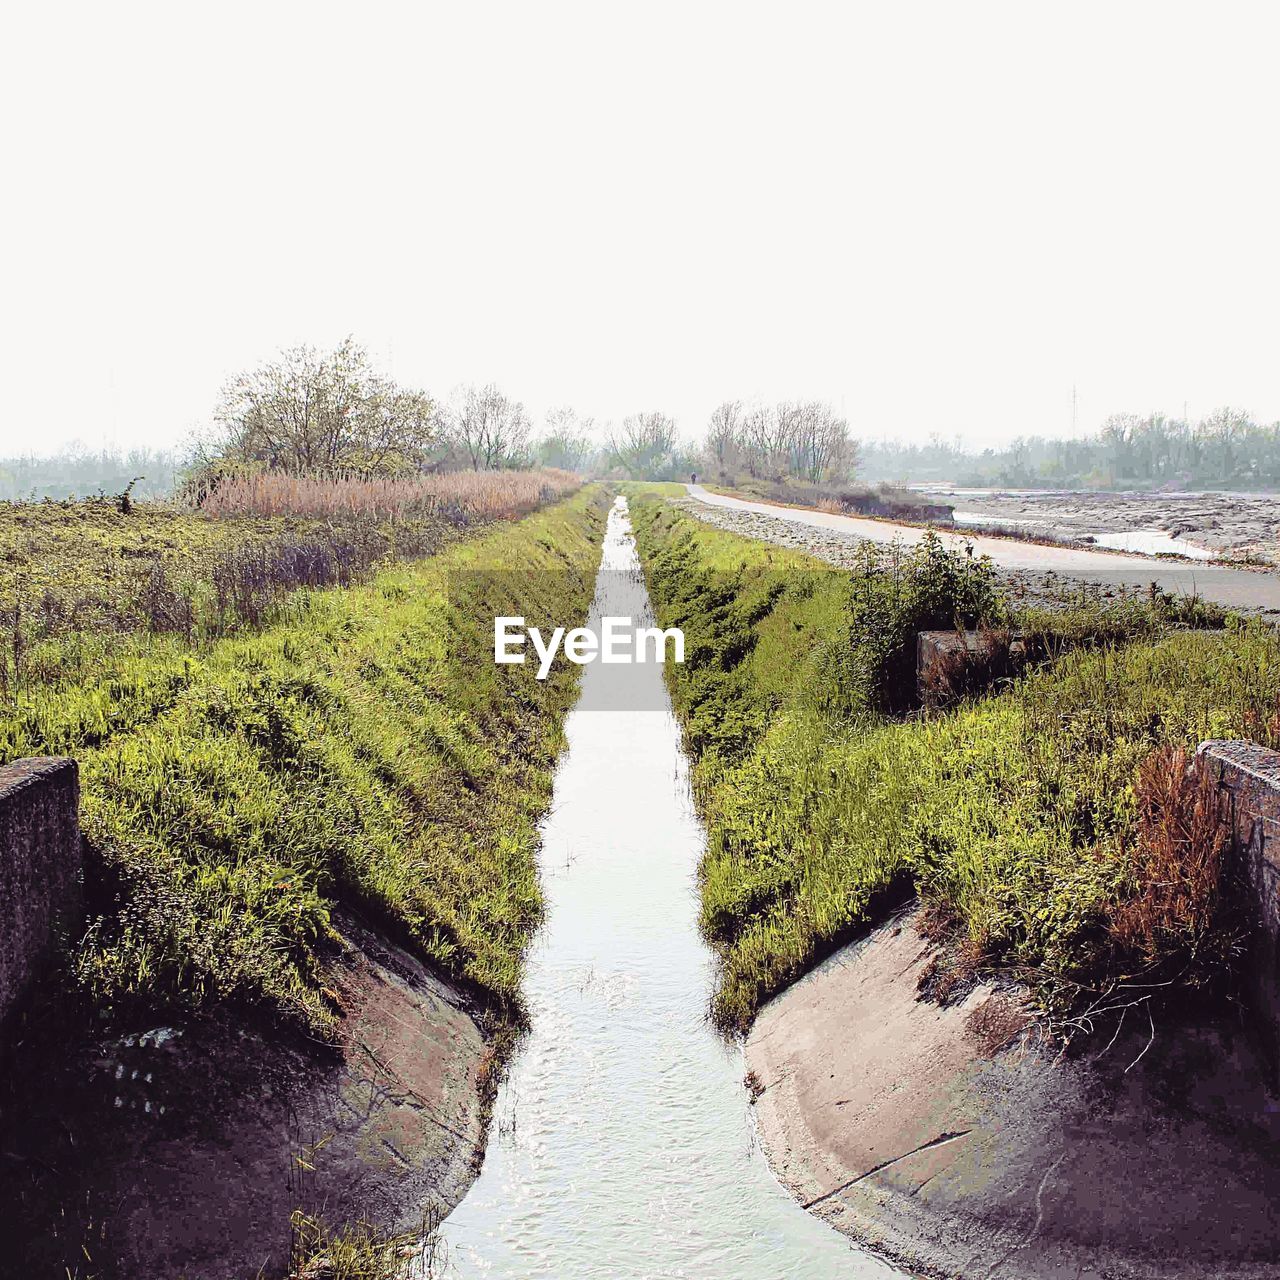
[1198,739,1280,1064]
[0,757,81,1035]
[916,628,1025,705]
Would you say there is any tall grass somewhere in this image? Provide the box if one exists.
[629,491,1274,1032]
[4,489,607,1033]
[0,471,582,695]
[201,469,581,521]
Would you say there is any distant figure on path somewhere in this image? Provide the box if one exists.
[690,472,698,484]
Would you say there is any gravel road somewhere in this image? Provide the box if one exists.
[680,486,1280,615]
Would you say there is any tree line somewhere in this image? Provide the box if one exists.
[0,448,180,501]
[861,409,1280,489]
[10,339,1280,498]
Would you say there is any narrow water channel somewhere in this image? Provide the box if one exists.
[438,497,902,1279]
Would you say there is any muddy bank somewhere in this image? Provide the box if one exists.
[921,486,1280,562]
[746,908,1280,1280]
[0,915,487,1279]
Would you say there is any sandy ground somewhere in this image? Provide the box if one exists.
[681,487,1280,615]
[921,485,1280,560]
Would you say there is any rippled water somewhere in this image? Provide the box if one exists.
[438,498,900,1279]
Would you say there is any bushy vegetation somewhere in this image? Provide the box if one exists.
[631,493,1266,1032]
[0,470,581,693]
[631,495,1007,745]
[2,489,607,1033]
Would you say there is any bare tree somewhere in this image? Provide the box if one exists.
[606,413,680,478]
[536,406,597,472]
[705,398,858,484]
[704,400,743,473]
[212,339,435,477]
[742,403,795,477]
[787,401,858,483]
[443,384,533,470]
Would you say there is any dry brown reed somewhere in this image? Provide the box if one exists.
[1108,745,1237,980]
[201,469,581,522]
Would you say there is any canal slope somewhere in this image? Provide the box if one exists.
[437,497,902,1279]
[747,908,1280,1280]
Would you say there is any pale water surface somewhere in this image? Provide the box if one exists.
[438,498,900,1279]
[1089,528,1215,559]
[953,511,1215,558]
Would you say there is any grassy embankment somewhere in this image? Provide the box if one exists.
[0,473,600,1036]
[630,492,1272,1034]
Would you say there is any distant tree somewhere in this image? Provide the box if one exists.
[785,402,858,483]
[442,383,533,470]
[857,407,1280,489]
[535,406,597,472]
[704,401,744,473]
[210,339,435,477]
[0,447,180,500]
[706,399,857,485]
[606,413,680,478]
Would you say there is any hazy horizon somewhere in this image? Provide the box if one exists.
[2,398,1276,465]
[4,1,1278,458]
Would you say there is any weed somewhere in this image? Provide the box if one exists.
[1107,745,1239,983]
[3,489,607,1033]
[287,1211,444,1280]
[629,490,1275,1032]
[200,469,580,522]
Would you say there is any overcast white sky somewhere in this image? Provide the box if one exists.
[2,1,1278,456]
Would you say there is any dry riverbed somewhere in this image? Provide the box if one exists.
[922,486,1280,562]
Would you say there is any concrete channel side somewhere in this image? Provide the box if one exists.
[1199,739,1280,1068]
[0,756,80,1037]
[746,739,1280,1279]
[0,760,488,1278]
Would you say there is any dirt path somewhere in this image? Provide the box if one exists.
[685,485,1280,615]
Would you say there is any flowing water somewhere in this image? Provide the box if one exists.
[438,498,900,1279]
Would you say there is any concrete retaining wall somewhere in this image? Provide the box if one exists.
[1198,739,1280,1065]
[0,757,81,1035]
[916,628,1025,705]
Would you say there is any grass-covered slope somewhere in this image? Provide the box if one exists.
[631,493,1277,1032]
[0,468,582,677]
[2,487,607,1034]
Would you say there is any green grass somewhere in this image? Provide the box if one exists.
[3,488,608,1034]
[630,492,1275,1032]
[0,496,472,688]
[627,480,687,498]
